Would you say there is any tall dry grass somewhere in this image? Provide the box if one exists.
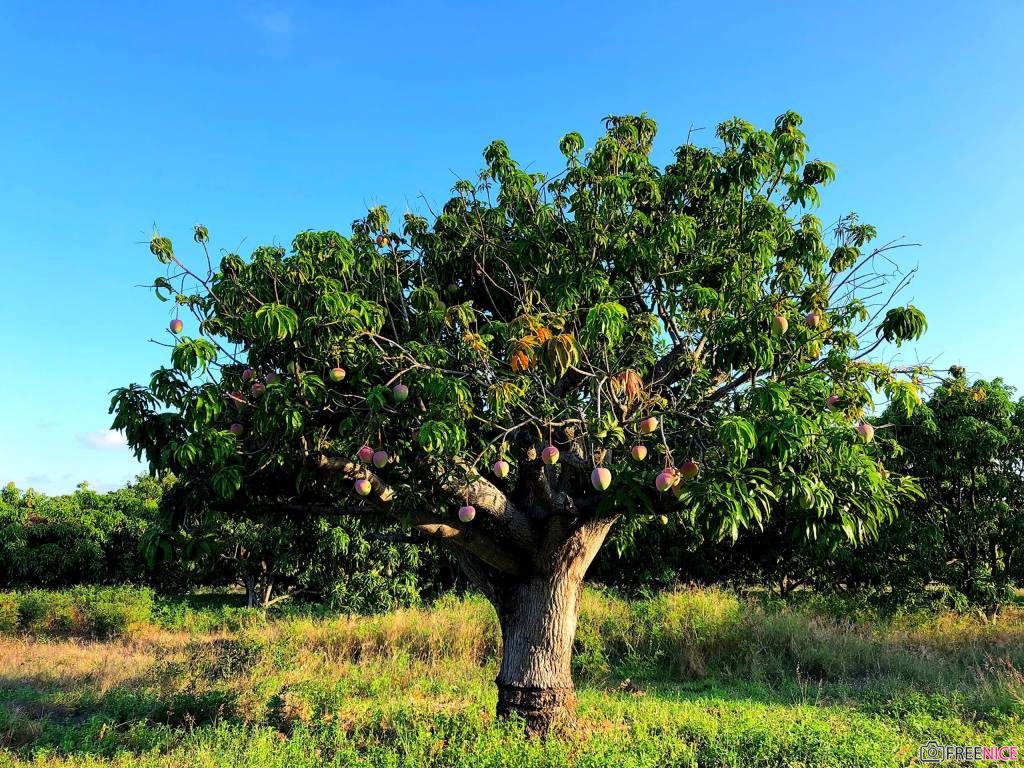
[2,586,1022,713]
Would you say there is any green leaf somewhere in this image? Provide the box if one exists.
[254,303,300,340]
[211,466,243,499]
[176,338,217,375]
[153,277,174,302]
[877,305,927,346]
[581,302,628,350]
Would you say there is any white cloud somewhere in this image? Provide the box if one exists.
[257,9,293,38]
[78,429,128,450]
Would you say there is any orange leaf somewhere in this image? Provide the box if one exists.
[511,349,531,372]
[611,369,644,403]
[463,332,488,354]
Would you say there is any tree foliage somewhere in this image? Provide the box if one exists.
[0,476,167,588]
[592,368,1023,615]
[143,489,429,610]
[875,370,1024,613]
[114,112,927,559]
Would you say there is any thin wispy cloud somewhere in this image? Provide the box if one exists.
[257,9,293,38]
[78,429,128,450]
[247,7,294,52]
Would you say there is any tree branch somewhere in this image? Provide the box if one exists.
[314,454,532,574]
[410,511,528,576]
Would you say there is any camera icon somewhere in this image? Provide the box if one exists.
[919,741,944,763]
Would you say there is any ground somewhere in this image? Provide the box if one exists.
[0,588,1021,767]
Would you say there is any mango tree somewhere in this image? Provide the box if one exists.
[145,484,427,610]
[879,369,1023,616]
[112,112,927,733]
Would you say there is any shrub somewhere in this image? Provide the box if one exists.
[0,586,154,638]
[75,585,155,638]
[15,589,78,634]
[0,592,18,633]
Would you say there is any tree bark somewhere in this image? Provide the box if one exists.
[493,571,583,736]
[242,575,256,608]
[478,516,616,737]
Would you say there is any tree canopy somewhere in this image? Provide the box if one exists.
[0,476,167,588]
[877,369,1024,613]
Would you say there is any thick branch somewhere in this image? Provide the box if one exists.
[315,456,395,504]
[452,548,503,607]
[454,458,539,548]
[315,454,531,574]
[410,511,527,576]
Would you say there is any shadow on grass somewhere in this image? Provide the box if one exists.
[0,663,242,756]
[1,659,1020,761]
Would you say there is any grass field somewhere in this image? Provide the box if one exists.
[1,587,1022,767]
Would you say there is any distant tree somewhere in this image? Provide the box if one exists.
[0,475,167,588]
[1,482,18,505]
[113,111,927,733]
[879,368,1023,616]
[145,486,426,610]
[222,515,424,610]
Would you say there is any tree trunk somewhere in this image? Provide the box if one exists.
[242,575,256,608]
[450,512,616,738]
[493,570,583,736]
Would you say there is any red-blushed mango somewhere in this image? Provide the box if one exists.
[229,423,244,435]
[655,469,676,492]
[679,459,699,480]
[458,504,476,523]
[330,367,346,382]
[857,421,875,442]
[591,467,612,491]
[805,312,822,328]
[372,450,389,468]
[772,315,789,335]
[357,445,374,463]
[492,460,510,478]
[354,478,372,496]
[250,382,266,398]
[169,319,184,334]
[541,445,560,465]
[392,383,409,402]
[638,416,659,434]
[631,444,648,461]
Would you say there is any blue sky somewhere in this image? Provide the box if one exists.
[1,1,1021,494]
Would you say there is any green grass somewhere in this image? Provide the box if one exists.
[0,587,1021,766]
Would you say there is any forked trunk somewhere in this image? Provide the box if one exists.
[452,513,616,737]
[494,571,583,736]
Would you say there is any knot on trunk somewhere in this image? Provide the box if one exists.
[496,682,576,737]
